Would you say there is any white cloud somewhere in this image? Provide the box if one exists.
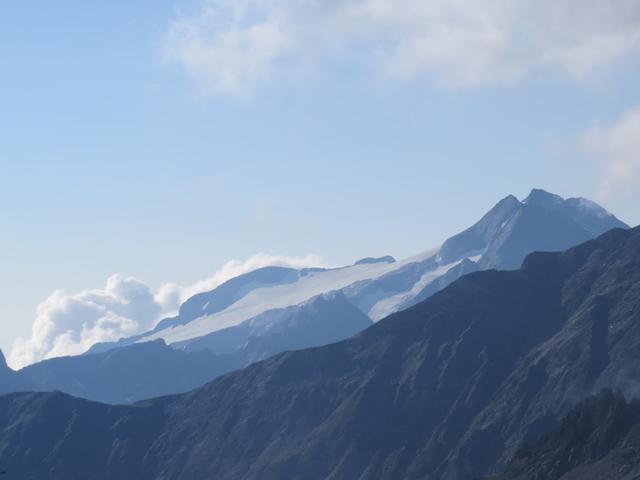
[9,275,163,370]
[9,253,324,369]
[155,253,325,309]
[164,0,640,96]
[166,1,290,97]
[581,106,640,204]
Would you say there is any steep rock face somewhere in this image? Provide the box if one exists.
[491,389,640,480]
[0,227,638,479]
[438,189,627,270]
[437,194,523,264]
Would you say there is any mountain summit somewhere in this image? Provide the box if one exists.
[438,188,627,270]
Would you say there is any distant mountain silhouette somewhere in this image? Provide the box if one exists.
[0,350,32,395]
[11,293,371,404]
[19,340,224,404]
[0,226,638,479]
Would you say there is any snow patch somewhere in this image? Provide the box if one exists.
[140,248,440,345]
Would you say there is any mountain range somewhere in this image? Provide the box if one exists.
[10,292,371,403]
[0,189,628,405]
[0,222,638,479]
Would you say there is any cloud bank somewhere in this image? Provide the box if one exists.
[9,253,323,369]
[165,0,640,96]
[155,253,324,312]
[581,106,640,205]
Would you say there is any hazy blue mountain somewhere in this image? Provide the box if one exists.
[1,226,638,479]
[436,189,626,270]
[88,265,324,354]
[138,189,628,346]
[0,350,32,395]
[19,340,228,404]
[491,389,640,480]
[3,189,627,405]
[470,189,627,270]
[12,292,371,404]
[178,291,372,364]
[155,266,318,331]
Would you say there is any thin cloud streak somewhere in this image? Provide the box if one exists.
[164,0,640,97]
[580,106,640,206]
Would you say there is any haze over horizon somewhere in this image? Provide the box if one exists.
[2,1,640,360]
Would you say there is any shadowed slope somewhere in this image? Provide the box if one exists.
[490,389,640,480]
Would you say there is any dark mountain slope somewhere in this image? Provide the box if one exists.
[0,227,639,479]
[17,340,228,404]
[491,389,640,480]
[0,391,164,480]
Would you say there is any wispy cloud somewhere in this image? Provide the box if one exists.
[580,106,640,205]
[156,253,325,308]
[164,0,640,97]
[9,253,324,369]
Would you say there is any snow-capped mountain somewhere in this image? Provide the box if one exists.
[176,291,372,364]
[4,189,628,405]
[134,189,627,348]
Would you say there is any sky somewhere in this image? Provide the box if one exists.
[1,1,640,367]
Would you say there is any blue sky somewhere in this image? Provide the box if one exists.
[2,1,640,362]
